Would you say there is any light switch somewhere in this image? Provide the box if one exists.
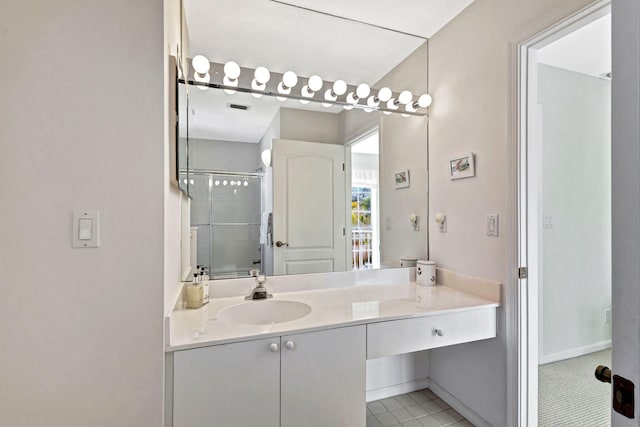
[78,218,93,240]
[73,212,100,248]
[487,214,499,237]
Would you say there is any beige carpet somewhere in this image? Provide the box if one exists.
[538,349,612,426]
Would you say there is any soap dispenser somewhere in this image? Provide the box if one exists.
[186,272,209,309]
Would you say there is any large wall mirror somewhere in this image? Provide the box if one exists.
[179,0,433,280]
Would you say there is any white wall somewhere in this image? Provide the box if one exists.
[188,138,260,172]
[0,1,165,426]
[258,111,281,275]
[427,1,593,425]
[538,64,611,362]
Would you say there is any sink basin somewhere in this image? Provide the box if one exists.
[217,300,312,326]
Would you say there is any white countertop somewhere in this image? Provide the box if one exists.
[167,282,499,352]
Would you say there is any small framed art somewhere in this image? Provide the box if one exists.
[394,169,410,189]
[449,153,475,180]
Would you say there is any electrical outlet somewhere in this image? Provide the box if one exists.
[605,309,612,323]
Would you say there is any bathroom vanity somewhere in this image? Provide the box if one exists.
[165,269,500,427]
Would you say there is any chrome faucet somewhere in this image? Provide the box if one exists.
[245,274,272,300]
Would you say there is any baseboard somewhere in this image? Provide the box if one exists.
[539,340,611,365]
[366,378,431,402]
[428,379,492,427]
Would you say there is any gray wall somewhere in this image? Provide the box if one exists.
[341,42,429,267]
[280,108,341,144]
[0,1,165,425]
[538,65,611,361]
[188,138,260,172]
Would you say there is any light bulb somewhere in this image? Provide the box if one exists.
[378,87,392,102]
[254,66,270,84]
[224,61,241,80]
[387,99,399,110]
[367,96,380,107]
[308,75,323,92]
[324,89,337,102]
[230,181,236,186]
[405,103,417,113]
[243,181,248,187]
[282,71,298,88]
[332,80,347,96]
[346,93,358,104]
[261,149,272,167]
[417,94,433,108]
[194,72,210,84]
[223,180,228,186]
[301,85,314,98]
[237,181,242,186]
[223,75,238,94]
[356,83,370,99]
[398,90,413,105]
[215,180,220,186]
[251,79,264,98]
[277,82,291,95]
[192,55,210,75]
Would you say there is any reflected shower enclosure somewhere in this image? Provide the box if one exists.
[190,172,262,279]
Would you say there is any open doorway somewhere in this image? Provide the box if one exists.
[518,3,612,425]
[349,131,380,270]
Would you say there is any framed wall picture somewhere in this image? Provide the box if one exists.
[449,153,475,180]
[394,169,410,189]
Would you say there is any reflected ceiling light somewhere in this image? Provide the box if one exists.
[243,181,249,187]
[414,93,433,109]
[261,149,272,167]
[215,180,220,186]
[236,180,242,186]
[231,181,235,186]
[223,75,238,94]
[192,55,210,75]
[223,180,228,186]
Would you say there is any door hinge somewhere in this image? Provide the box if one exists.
[342,227,346,236]
[342,163,345,171]
[518,267,527,279]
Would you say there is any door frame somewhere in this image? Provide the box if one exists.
[507,1,611,425]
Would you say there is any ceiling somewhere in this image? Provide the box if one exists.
[538,13,611,77]
[183,0,475,142]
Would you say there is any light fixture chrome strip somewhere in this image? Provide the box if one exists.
[269,0,428,40]
[180,78,427,117]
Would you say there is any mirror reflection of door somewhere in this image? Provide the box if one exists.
[349,131,380,270]
[272,139,346,275]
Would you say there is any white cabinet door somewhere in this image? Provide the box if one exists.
[173,338,280,427]
[280,326,366,427]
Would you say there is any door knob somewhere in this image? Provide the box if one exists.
[275,241,289,247]
[595,365,611,383]
[268,343,279,352]
[285,340,296,350]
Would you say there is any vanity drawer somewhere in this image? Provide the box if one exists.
[366,308,496,359]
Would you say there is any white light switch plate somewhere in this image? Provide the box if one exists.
[72,211,100,248]
[487,214,499,237]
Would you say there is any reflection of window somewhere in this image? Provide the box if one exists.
[352,187,373,269]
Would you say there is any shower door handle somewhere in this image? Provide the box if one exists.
[275,241,289,247]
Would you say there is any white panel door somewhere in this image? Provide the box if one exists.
[173,338,280,427]
[272,139,346,275]
[280,326,366,427]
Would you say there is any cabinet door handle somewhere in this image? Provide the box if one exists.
[269,343,279,352]
[432,329,444,337]
[285,340,296,350]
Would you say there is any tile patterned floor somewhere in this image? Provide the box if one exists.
[366,388,473,427]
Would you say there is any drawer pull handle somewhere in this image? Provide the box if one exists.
[285,340,296,350]
[269,343,279,352]
[433,329,444,337]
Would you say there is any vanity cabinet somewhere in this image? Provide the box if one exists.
[172,325,366,427]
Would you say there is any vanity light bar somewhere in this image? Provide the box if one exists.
[185,56,431,117]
